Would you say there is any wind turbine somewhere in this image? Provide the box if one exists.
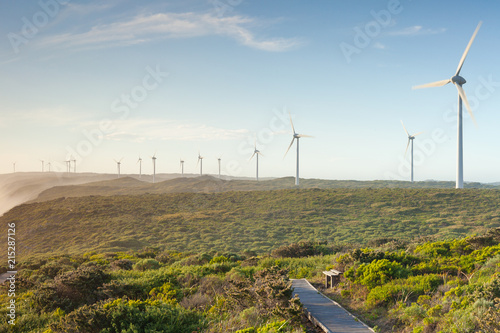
[47,162,52,172]
[249,141,263,181]
[114,158,123,178]
[413,21,482,189]
[137,157,142,178]
[401,121,423,183]
[40,160,44,172]
[72,157,77,173]
[65,160,71,173]
[217,155,222,178]
[197,152,204,176]
[180,159,185,176]
[12,162,16,173]
[151,153,157,183]
[284,113,313,186]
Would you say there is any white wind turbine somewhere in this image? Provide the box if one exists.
[40,160,45,172]
[197,152,204,176]
[249,141,262,181]
[114,158,123,178]
[12,162,16,173]
[217,155,222,178]
[180,159,185,176]
[137,157,142,178]
[151,153,157,183]
[47,162,52,172]
[401,121,423,183]
[65,160,71,173]
[284,113,313,186]
[72,157,77,173]
[413,22,482,189]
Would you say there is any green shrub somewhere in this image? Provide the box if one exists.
[133,259,161,271]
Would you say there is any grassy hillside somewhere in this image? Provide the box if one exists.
[32,175,500,202]
[3,188,500,259]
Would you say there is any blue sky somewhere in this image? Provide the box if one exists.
[1,0,499,182]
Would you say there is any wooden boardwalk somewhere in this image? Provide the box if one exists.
[292,279,374,333]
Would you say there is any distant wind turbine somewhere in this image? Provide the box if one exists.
[137,157,142,178]
[151,153,157,183]
[197,152,204,176]
[40,160,44,172]
[65,160,71,173]
[249,141,262,181]
[12,162,16,173]
[217,155,222,178]
[413,21,482,189]
[284,113,313,186]
[401,121,423,183]
[180,159,185,176]
[47,162,51,172]
[114,158,123,178]
[72,157,77,173]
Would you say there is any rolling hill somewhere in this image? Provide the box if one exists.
[2,187,499,260]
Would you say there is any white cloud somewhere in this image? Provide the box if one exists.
[93,118,250,142]
[37,12,301,52]
[388,25,447,36]
[373,42,386,49]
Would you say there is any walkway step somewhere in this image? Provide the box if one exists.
[292,279,374,333]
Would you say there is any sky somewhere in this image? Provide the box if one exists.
[1,0,500,183]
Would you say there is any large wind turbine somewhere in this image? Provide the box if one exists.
[197,153,204,176]
[413,22,482,189]
[137,157,142,178]
[114,158,123,178]
[249,142,262,181]
[151,153,157,183]
[401,121,423,183]
[284,113,312,186]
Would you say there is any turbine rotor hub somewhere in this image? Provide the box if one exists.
[451,75,466,85]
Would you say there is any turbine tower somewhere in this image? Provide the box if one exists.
[401,121,423,183]
[12,162,16,173]
[197,153,204,176]
[65,160,71,173]
[217,156,222,178]
[114,158,123,178]
[180,159,184,176]
[40,160,44,172]
[413,22,482,189]
[284,113,313,186]
[72,157,77,173]
[151,153,157,183]
[47,162,52,172]
[249,142,262,181]
[137,157,142,178]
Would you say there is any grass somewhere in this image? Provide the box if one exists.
[2,187,499,260]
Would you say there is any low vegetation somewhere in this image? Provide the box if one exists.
[2,188,500,260]
[1,230,500,332]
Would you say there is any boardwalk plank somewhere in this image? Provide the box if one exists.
[292,279,374,333]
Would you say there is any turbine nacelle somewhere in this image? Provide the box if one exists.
[451,75,466,85]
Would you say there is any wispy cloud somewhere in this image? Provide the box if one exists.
[0,107,87,127]
[37,12,301,52]
[90,118,250,142]
[373,42,386,49]
[388,25,447,36]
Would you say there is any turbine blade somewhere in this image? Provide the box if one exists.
[455,21,482,76]
[249,152,256,161]
[284,138,295,158]
[401,120,410,136]
[413,131,424,137]
[412,79,451,90]
[288,112,296,134]
[297,134,314,138]
[404,139,410,156]
[455,83,477,126]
